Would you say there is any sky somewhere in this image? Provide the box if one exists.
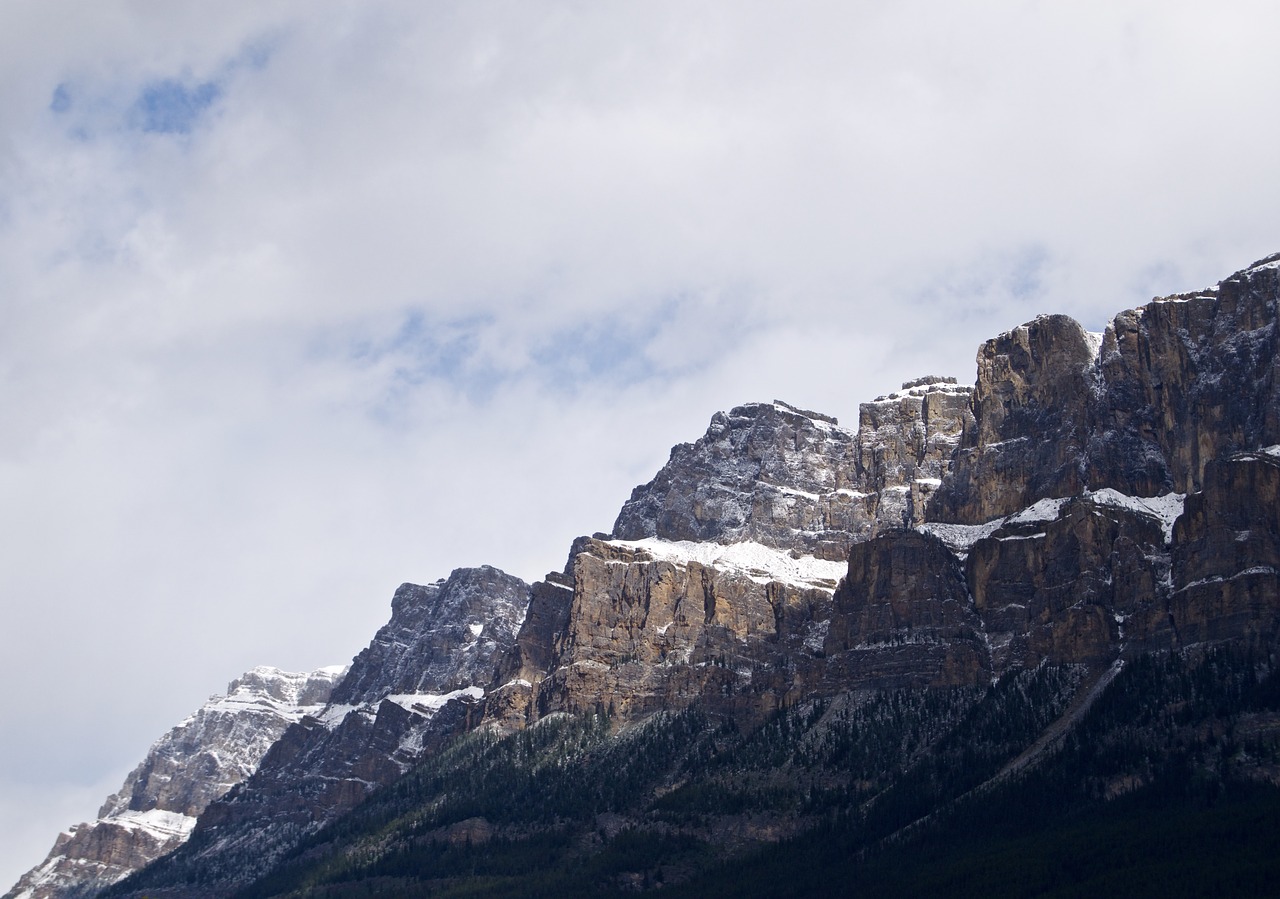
[2,0,1278,888]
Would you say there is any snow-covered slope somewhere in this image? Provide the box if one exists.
[4,665,344,899]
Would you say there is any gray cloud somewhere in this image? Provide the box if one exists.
[2,0,1278,887]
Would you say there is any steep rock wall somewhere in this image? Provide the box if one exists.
[932,254,1280,523]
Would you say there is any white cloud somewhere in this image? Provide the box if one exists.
[2,0,1279,888]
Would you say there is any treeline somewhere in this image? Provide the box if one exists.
[228,645,1280,897]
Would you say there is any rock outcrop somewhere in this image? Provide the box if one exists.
[611,400,865,560]
[825,530,987,689]
[16,252,1280,899]
[332,567,528,704]
[487,536,845,729]
[105,568,529,897]
[856,377,972,528]
[5,666,343,899]
[932,254,1280,523]
[612,385,975,562]
[1170,448,1280,647]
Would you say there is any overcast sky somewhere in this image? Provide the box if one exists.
[2,0,1278,887]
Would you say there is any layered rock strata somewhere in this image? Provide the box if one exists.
[1170,448,1280,647]
[612,386,974,562]
[490,537,845,728]
[932,254,1280,522]
[26,253,1280,899]
[857,376,972,528]
[611,400,865,560]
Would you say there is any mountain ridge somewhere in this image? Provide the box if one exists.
[5,666,345,899]
[12,252,1280,897]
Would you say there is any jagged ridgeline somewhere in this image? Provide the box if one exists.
[10,254,1280,899]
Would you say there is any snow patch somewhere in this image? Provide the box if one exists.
[204,691,330,724]
[1084,330,1104,360]
[765,483,822,501]
[920,489,1184,556]
[1007,497,1071,525]
[107,809,197,840]
[1178,566,1280,593]
[384,686,485,716]
[1087,489,1185,543]
[804,619,831,654]
[919,498,1068,557]
[316,703,362,727]
[917,519,1005,556]
[606,537,846,591]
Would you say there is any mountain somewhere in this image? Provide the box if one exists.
[12,252,1280,897]
[5,666,344,899]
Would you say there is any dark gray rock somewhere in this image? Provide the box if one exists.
[611,400,865,559]
[931,254,1280,523]
[108,569,529,897]
[825,530,988,689]
[332,566,529,704]
[1170,449,1280,647]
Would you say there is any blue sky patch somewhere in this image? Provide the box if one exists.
[49,83,73,114]
[531,318,661,391]
[130,79,221,134]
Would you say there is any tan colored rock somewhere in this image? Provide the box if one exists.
[930,315,1096,524]
[856,377,972,528]
[529,538,838,725]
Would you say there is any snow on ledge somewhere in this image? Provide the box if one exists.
[919,489,1185,554]
[106,809,197,840]
[384,686,485,716]
[1007,496,1071,525]
[606,538,846,591]
[1087,489,1185,543]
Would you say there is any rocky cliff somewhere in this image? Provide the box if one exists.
[101,567,530,896]
[17,252,1280,898]
[931,253,1280,522]
[611,386,972,561]
[491,253,1280,740]
[5,666,343,899]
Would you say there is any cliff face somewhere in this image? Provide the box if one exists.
[932,254,1280,523]
[495,537,843,727]
[611,386,973,561]
[1170,448,1280,647]
[611,400,866,560]
[5,666,343,899]
[856,377,973,529]
[107,567,529,894]
[24,252,1280,899]
[332,567,528,704]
